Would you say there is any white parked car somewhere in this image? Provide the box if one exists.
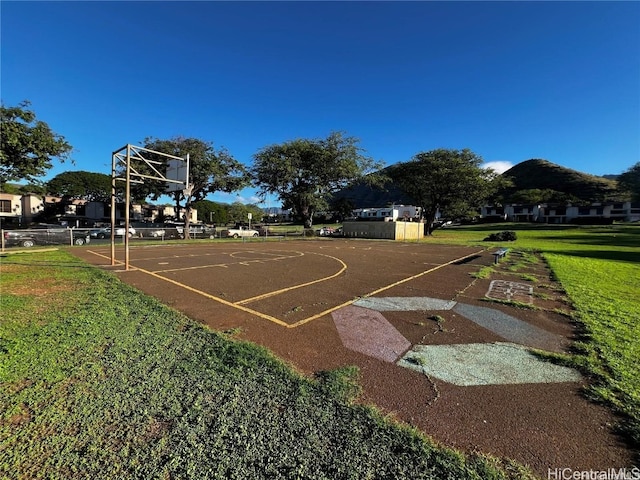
[316,227,335,236]
[149,228,165,238]
[221,226,259,238]
[114,227,136,237]
[90,226,136,238]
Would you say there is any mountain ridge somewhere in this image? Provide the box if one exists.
[333,159,621,209]
[501,159,619,202]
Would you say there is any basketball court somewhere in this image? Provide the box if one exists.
[83,240,483,328]
[72,239,634,474]
[68,143,631,474]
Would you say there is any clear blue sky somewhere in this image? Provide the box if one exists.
[2,1,639,206]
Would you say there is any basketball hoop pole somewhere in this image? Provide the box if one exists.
[110,144,190,270]
[185,153,190,192]
[110,148,118,266]
[124,145,131,270]
[183,154,192,197]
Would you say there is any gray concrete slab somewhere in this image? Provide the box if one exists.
[332,305,411,363]
[397,342,582,386]
[354,296,457,312]
[453,302,565,351]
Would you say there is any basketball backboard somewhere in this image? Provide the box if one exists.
[166,158,189,192]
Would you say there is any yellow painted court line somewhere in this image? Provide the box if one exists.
[154,264,232,273]
[86,248,289,327]
[87,249,121,263]
[121,250,303,273]
[154,257,284,273]
[88,248,485,330]
[235,252,348,305]
[136,266,290,327]
[287,249,485,328]
[230,250,304,259]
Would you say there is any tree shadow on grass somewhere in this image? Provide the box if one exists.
[540,228,640,248]
[549,249,640,264]
[443,223,576,233]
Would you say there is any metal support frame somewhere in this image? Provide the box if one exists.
[111,144,189,270]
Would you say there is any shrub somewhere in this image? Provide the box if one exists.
[483,231,517,242]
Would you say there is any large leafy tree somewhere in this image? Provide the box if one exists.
[329,197,356,222]
[191,199,229,225]
[0,101,72,186]
[389,148,506,234]
[507,188,580,206]
[226,202,264,226]
[252,131,382,228]
[138,137,249,238]
[617,162,640,202]
[47,170,113,202]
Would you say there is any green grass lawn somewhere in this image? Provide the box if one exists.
[2,223,638,478]
[0,250,533,480]
[430,223,640,447]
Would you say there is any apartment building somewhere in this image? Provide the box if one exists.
[352,205,422,221]
[481,202,640,224]
[0,193,198,228]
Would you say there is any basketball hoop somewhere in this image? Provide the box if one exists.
[111,144,190,271]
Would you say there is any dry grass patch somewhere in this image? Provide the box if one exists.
[6,277,73,297]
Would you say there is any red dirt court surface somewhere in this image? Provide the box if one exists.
[75,239,636,476]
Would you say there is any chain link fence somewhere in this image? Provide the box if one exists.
[1,225,341,251]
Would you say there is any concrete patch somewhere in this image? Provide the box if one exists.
[398,342,582,386]
[354,297,457,312]
[487,280,533,304]
[453,302,564,351]
[332,305,411,363]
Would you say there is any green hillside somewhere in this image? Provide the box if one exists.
[331,167,414,209]
[333,159,622,209]
[501,159,620,202]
